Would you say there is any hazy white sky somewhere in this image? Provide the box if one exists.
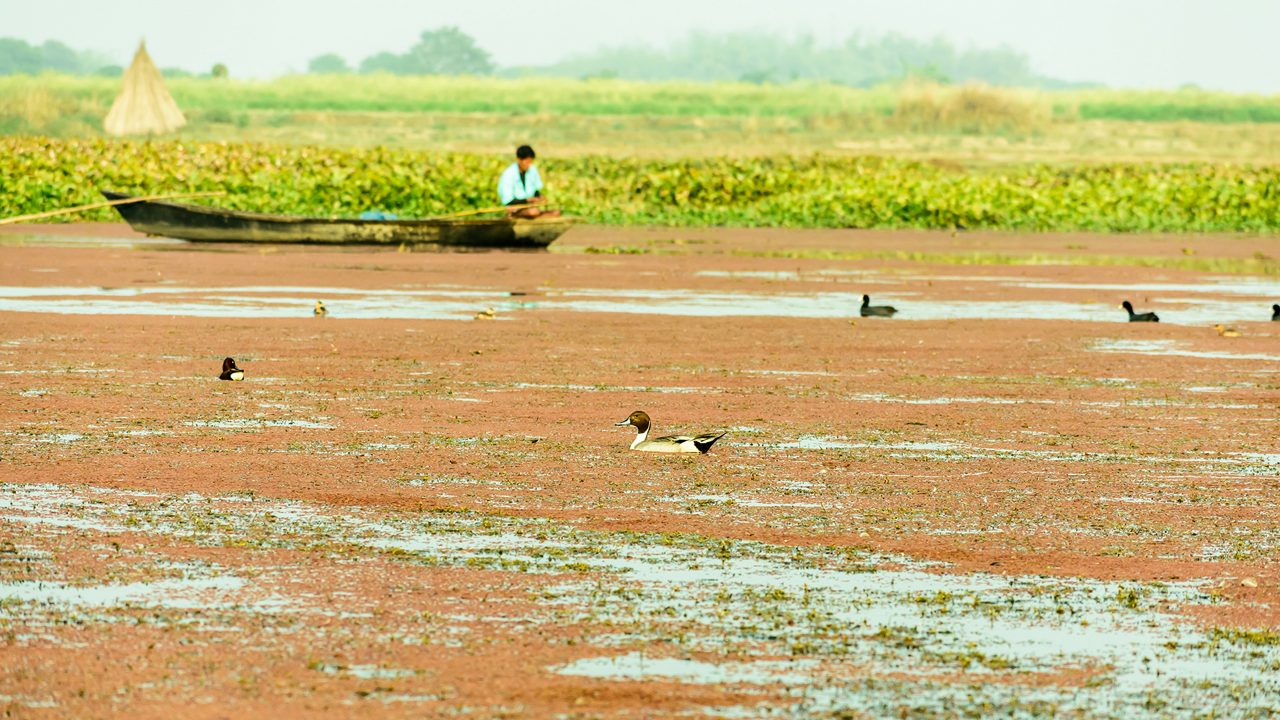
[3,0,1278,92]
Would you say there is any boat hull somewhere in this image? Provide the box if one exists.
[102,191,575,248]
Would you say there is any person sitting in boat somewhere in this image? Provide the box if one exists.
[498,145,560,219]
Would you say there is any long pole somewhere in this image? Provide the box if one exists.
[428,202,554,220]
[0,191,227,226]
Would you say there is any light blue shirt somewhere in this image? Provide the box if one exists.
[497,163,543,205]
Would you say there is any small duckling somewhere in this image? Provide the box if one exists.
[860,294,898,318]
[1122,301,1159,322]
[616,410,725,454]
[218,357,244,381]
[314,300,328,317]
[1214,324,1241,338]
[474,307,496,320]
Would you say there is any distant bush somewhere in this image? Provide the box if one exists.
[357,27,494,76]
[892,82,1051,134]
[307,53,350,74]
[0,85,101,134]
[200,108,234,124]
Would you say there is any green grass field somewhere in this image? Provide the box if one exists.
[7,73,1279,121]
[4,75,1280,233]
[4,74,1280,164]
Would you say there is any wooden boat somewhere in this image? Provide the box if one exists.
[102,191,575,248]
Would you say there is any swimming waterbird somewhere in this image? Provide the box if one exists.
[218,357,244,381]
[1122,301,1159,322]
[1214,324,1241,337]
[1273,304,1279,321]
[615,410,725,454]
[314,300,327,317]
[860,295,898,318]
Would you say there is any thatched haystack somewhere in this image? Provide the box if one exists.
[104,42,186,137]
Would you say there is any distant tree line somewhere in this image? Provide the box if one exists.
[2,27,1085,89]
[310,28,1077,88]
[0,37,116,76]
[526,31,1079,88]
[308,27,494,75]
[0,37,227,78]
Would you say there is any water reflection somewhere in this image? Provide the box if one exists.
[0,284,1275,325]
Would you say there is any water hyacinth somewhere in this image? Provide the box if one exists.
[4,136,1279,233]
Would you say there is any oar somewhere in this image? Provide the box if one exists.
[428,202,557,220]
[0,191,227,226]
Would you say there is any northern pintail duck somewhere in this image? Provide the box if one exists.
[218,357,244,381]
[860,294,897,318]
[1122,301,1159,322]
[314,300,328,317]
[616,410,725,454]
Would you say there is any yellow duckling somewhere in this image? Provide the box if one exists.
[1213,324,1241,337]
[314,300,328,317]
[474,307,497,320]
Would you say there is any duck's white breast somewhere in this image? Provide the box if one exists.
[636,441,697,453]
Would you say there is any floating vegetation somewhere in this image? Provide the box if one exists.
[8,136,1280,233]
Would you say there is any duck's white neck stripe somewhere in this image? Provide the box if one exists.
[631,429,648,449]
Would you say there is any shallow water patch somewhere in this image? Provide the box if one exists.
[0,573,250,610]
[765,435,1279,476]
[556,653,817,685]
[1090,338,1280,362]
[505,381,714,395]
[316,663,419,680]
[184,419,335,430]
[2,482,1277,717]
[30,433,85,444]
[0,284,516,320]
[3,283,1272,325]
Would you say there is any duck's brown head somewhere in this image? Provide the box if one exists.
[615,410,651,434]
[221,357,239,373]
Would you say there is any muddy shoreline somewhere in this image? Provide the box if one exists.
[2,224,1278,717]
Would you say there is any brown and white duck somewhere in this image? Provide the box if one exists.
[615,410,725,454]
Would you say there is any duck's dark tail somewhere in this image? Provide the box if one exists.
[694,432,727,454]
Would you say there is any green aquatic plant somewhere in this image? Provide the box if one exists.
[5,136,1280,233]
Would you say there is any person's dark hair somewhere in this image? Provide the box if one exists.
[516,145,535,160]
